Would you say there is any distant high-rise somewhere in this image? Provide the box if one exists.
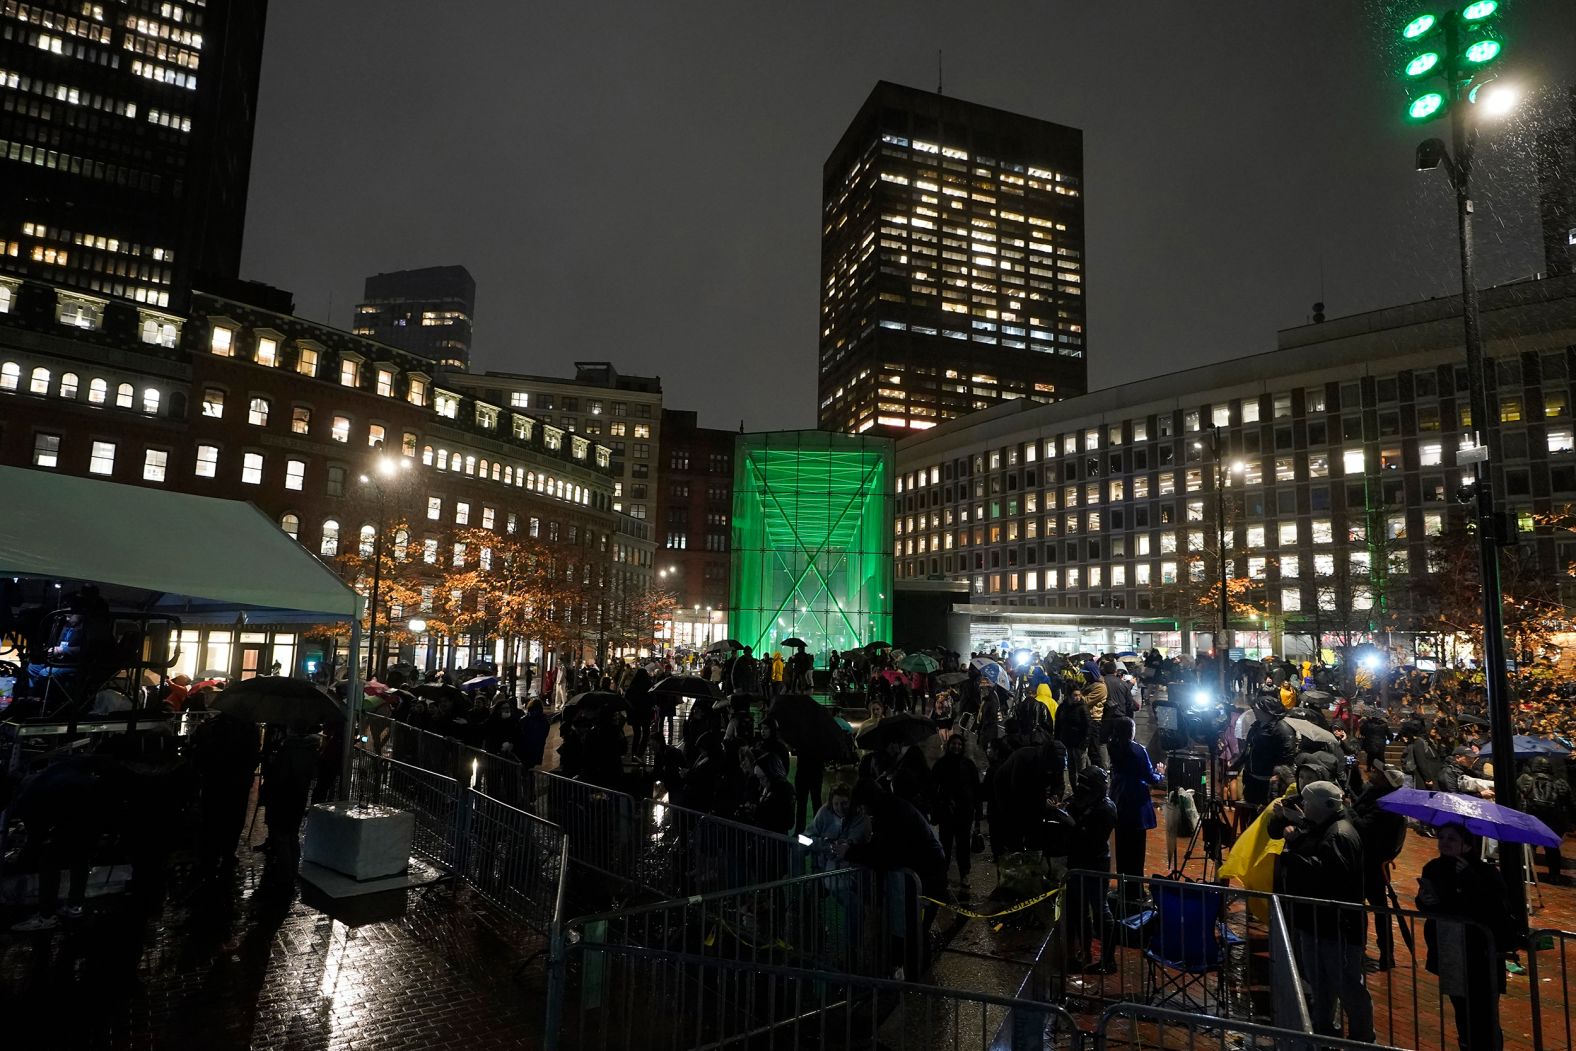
[353,265,475,370]
[0,0,270,310]
[818,82,1087,435]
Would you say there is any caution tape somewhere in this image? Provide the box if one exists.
[923,885,1061,920]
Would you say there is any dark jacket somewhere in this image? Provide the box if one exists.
[1275,807,1365,938]
[1418,854,1514,992]
[520,708,550,768]
[992,741,1067,822]
[1063,791,1117,869]
[1350,781,1408,875]
[846,791,946,896]
[263,734,320,820]
[1403,736,1442,787]
[931,750,981,824]
[1054,696,1093,751]
[751,777,797,835]
[1100,674,1135,726]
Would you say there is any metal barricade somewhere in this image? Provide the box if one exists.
[457,787,568,937]
[636,797,811,896]
[548,943,1084,1051]
[1054,870,1497,1051]
[561,866,923,980]
[1530,927,1576,1051]
[350,748,461,869]
[1095,1003,1408,1051]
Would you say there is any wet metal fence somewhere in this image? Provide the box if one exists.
[1051,870,1498,1051]
[560,866,924,981]
[546,943,1085,1051]
[349,747,568,942]
[362,712,813,901]
[1093,1003,1409,1051]
[1530,927,1576,1051]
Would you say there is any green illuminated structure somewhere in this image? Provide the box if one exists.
[730,431,894,662]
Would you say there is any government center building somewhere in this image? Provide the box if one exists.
[892,273,1576,659]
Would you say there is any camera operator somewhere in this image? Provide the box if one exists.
[1241,696,1299,816]
[1272,780,1375,1043]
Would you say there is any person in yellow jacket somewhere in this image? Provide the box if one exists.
[1280,684,1297,710]
[770,652,785,696]
[1034,682,1058,727]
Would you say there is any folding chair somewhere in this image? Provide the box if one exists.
[1141,880,1241,1011]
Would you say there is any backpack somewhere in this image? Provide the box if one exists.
[1526,773,1561,813]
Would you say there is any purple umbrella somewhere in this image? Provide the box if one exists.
[1376,787,1561,848]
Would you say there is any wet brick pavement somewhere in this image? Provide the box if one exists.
[0,831,552,1050]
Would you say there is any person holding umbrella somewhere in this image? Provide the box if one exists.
[1416,823,1515,1051]
[261,723,321,887]
[931,733,981,895]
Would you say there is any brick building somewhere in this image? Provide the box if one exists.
[0,273,654,679]
[653,408,734,649]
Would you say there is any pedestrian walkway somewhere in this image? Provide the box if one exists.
[0,816,552,1050]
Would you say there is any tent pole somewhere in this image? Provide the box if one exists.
[343,615,362,797]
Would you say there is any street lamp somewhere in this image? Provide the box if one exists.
[1202,427,1244,703]
[360,445,413,680]
[1396,0,1526,923]
[408,617,427,634]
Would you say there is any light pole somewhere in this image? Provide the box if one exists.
[1197,427,1243,703]
[358,446,412,680]
[1397,0,1525,924]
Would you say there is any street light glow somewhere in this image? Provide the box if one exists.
[1475,81,1519,118]
[377,456,399,477]
[408,618,427,633]
[1407,90,1447,122]
[1404,51,1440,78]
[1400,12,1437,40]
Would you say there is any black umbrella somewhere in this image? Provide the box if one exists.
[780,637,809,649]
[651,675,723,700]
[863,640,893,650]
[415,683,467,706]
[936,671,969,687]
[1456,714,1491,727]
[211,676,342,726]
[559,690,628,725]
[856,712,938,751]
[705,639,744,655]
[1299,690,1336,708]
[768,694,856,763]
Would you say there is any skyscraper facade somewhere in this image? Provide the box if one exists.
[0,0,270,310]
[352,265,475,370]
[818,81,1087,436]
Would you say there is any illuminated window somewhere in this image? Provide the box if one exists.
[376,368,394,397]
[89,440,116,476]
[331,416,350,443]
[280,514,300,540]
[408,376,429,407]
[88,378,107,404]
[210,325,234,357]
[368,423,386,448]
[248,396,270,427]
[256,336,278,367]
[455,502,470,525]
[58,373,79,398]
[291,406,311,434]
[143,448,168,483]
[427,496,442,521]
[143,388,160,414]
[115,383,134,409]
[32,433,60,468]
[285,459,306,491]
[241,452,264,485]
[202,388,224,417]
[1342,449,1364,475]
[194,444,218,478]
[320,520,341,557]
[297,345,319,377]
[340,358,361,387]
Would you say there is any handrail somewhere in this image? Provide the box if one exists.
[562,865,869,929]
[1094,1002,1409,1051]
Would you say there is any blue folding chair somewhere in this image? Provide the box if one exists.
[1141,881,1242,1011]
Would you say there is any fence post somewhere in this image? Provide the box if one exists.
[542,836,571,1051]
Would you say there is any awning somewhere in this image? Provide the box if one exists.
[0,465,357,619]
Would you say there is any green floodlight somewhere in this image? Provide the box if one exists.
[1460,0,1499,24]
[1407,89,1449,123]
[1404,51,1442,78]
[1401,12,1439,40]
[1461,32,1503,67]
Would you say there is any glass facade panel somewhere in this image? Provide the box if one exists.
[731,431,894,662]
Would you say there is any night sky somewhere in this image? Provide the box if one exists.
[240,2,1576,432]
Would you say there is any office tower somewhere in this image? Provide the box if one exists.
[0,0,270,309]
[818,81,1087,435]
[352,265,476,370]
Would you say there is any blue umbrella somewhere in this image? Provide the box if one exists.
[1115,650,1139,659]
[970,657,1011,690]
[1476,735,1570,759]
[1376,787,1561,848]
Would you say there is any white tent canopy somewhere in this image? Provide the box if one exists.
[0,465,356,618]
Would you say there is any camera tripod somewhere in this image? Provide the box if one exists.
[1170,741,1230,881]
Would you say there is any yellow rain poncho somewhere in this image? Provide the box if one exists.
[1218,785,1298,921]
